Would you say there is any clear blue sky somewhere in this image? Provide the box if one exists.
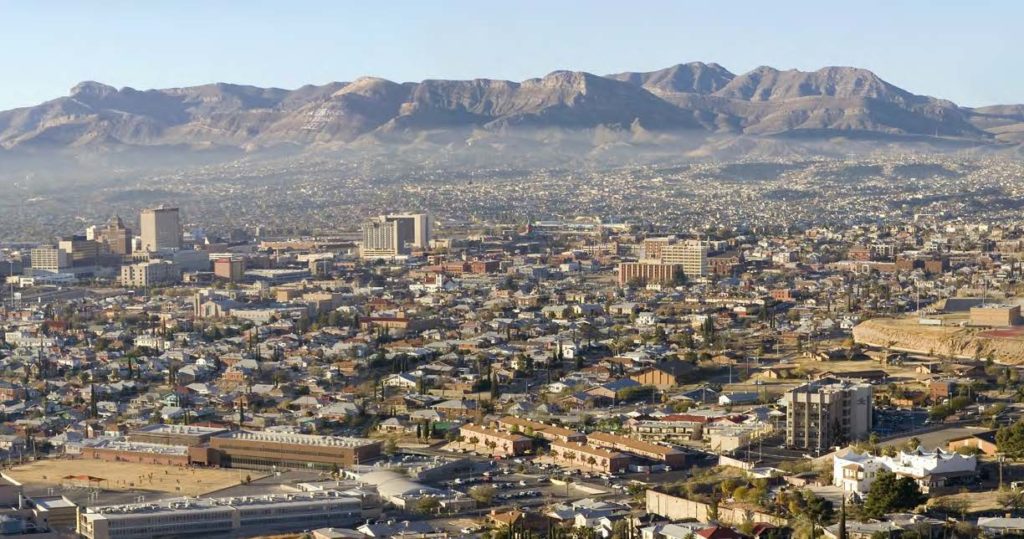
[0,0,1019,110]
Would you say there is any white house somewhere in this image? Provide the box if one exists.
[382,373,419,389]
[833,446,976,496]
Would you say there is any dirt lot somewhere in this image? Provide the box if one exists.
[5,459,262,497]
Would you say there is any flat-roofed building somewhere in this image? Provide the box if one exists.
[496,416,586,443]
[385,213,431,250]
[549,441,630,474]
[208,431,381,471]
[617,262,683,286]
[58,236,101,268]
[78,490,371,539]
[119,260,180,287]
[969,305,1022,327]
[140,207,181,252]
[783,379,873,452]
[660,240,708,278]
[213,257,245,281]
[97,215,132,255]
[361,217,405,258]
[128,424,229,447]
[30,246,69,272]
[459,423,533,456]
[585,431,687,467]
[630,418,704,442]
[79,438,191,467]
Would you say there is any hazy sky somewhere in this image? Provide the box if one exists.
[0,0,1019,110]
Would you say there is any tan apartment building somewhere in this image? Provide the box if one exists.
[496,416,586,443]
[585,431,687,467]
[548,441,630,474]
[783,379,873,452]
[459,423,533,456]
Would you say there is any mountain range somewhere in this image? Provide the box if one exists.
[1,62,1022,163]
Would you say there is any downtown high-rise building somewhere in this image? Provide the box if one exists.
[360,213,431,258]
[385,213,431,250]
[140,207,182,252]
[361,217,404,258]
[98,215,133,255]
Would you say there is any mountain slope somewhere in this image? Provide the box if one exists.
[0,63,1010,155]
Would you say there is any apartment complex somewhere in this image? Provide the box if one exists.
[140,207,181,252]
[495,416,586,443]
[585,431,687,467]
[459,423,533,456]
[548,441,630,474]
[783,379,873,452]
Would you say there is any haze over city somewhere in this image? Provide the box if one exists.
[0,3,1023,539]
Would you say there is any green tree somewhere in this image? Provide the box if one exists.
[863,471,925,518]
[997,420,1024,458]
[469,485,497,505]
[413,496,440,515]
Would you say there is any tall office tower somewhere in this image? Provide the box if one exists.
[361,217,403,258]
[385,213,431,250]
[57,236,101,268]
[99,215,133,255]
[660,240,708,278]
[140,207,182,252]
[783,379,873,452]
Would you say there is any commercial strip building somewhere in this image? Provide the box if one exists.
[78,490,373,539]
[458,423,533,456]
[783,378,873,452]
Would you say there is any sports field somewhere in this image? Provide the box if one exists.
[5,459,261,497]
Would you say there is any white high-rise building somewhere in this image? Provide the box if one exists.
[361,217,402,258]
[660,240,708,278]
[140,207,181,252]
[385,213,431,250]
